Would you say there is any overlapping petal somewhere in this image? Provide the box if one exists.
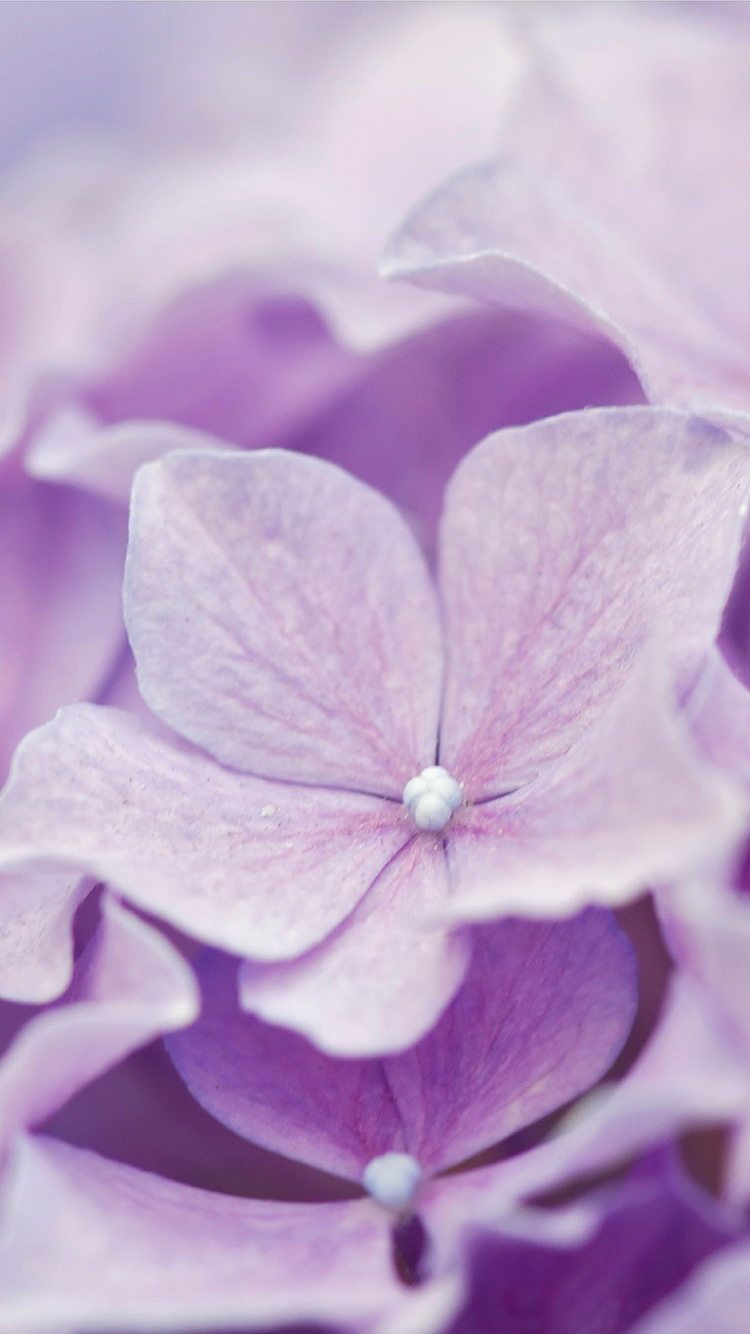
[0,896,197,1156]
[239,837,469,1056]
[438,408,750,797]
[445,655,745,920]
[171,907,635,1177]
[125,449,443,794]
[0,1135,406,1334]
[0,705,409,960]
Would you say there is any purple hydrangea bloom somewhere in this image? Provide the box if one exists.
[0,407,745,1052]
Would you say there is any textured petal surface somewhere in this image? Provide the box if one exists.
[239,837,469,1056]
[0,861,90,1003]
[170,907,635,1180]
[0,468,127,781]
[125,449,443,795]
[0,705,408,960]
[0,897,197,1155]
[438,409,750,797]
[0,1135,404,1334]
[445,655,745,920]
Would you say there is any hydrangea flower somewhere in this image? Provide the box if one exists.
[0,406,745,1051]
[0,886,747,1334]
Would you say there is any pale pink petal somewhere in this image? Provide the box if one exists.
[125,449,443,795]
[446,654,745,920]
[0,1135,404,1333]
[170,907,634,1179]
[240,837,470,1056]
[0,860,90,1002]
[0,704,408,960]
[438,409,750,797]
[0,897,197,1154]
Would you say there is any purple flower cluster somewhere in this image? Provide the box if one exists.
[2,5,750,1333]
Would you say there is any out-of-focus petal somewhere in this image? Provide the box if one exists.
[501,9,750,393]
[0,896,197,1156]
[684,650,750,786]
[26,405,237,507]
[0,470,127,779]
[172,908,634,1179]
[382,159,745,412]
[0,705,408,961]
[432,1153,738,1334]
[437,408,750,798]
[291,308,643,567]
[446,654,745,921]
[239,838,469,1057]
[630,1233,750,1334]
[125,449,443,795]
[0,1135,405,1334]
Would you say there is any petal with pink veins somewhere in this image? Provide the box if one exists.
[125,449,443,795]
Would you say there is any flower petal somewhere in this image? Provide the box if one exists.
[27,406,238,507]
[445,653,745,920]
[0,1135,403,1334]
[684,649,750,786]
[437,408,750,797]
[631,1235,750,1334]
[240,837,470,1056]
[0,704,408,960]
[0,860,90,1003]
[0,896,197,1155]
[0,471,127,781]
[169,907,634,1180]
[125,449,443,795]
[381,158,745,412]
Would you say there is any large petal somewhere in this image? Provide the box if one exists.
[0,896,197,1156]
[240,836,470,1056]
[381,159,746,413]
[437,408,750,797]
[125,449,443,795]
[0,1136,405,1334]
[0,704,409,960]
[445,655,745,920]
[170,906,634,1180]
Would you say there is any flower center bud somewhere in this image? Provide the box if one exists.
[362,1153,422,1210]
[402,766,462,831]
